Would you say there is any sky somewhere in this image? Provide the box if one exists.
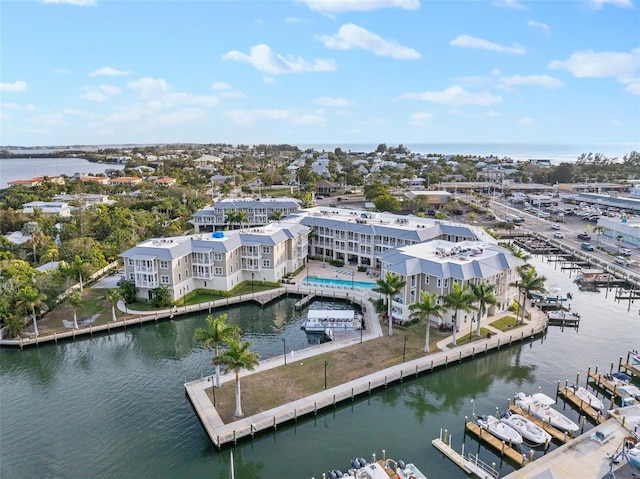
[1,0,639,147]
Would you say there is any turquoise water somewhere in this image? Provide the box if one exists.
[303,275,376,289]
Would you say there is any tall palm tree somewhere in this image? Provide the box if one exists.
[593,225,605,245]
[194,313,240,387]
[17,286,46,338]
[72,255,88,292]
[470,281,498,337]
[107,288,121,322]
[442,283,474,346]
[511,265,546,325]
[226,210,247,230]
[374,272,406,336]
[69,291,83,329]
[409,291,445,353]
[214,339,260,418]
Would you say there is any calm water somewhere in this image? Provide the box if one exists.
[0,257,637,479]
[0,157,124,188]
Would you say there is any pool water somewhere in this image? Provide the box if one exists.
[303,275,377,289]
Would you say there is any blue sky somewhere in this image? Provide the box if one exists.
[1,0,639,147]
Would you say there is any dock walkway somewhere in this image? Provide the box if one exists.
[185,308,548,448]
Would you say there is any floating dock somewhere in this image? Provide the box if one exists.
[465,421,528,466]
[432,429,499,478]
[294,293,315,309]
[587,369,629,403]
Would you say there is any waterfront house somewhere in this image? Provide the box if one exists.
[8,176,65,187]
[109,176,143,186]
[22,201,72,217]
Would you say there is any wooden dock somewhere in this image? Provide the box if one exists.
[294,294,315,309]
[251,289,287,306]
[587,371,628,402]
[507,405,571,443]
[465,421,528,466]
[556,387,606,424]
[546,315,580,327]
[432,431,499,478]
[619,352,640,378]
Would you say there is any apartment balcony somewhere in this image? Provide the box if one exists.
[134,266,157,274]
[136,280,158,289]
[242,264,262,271]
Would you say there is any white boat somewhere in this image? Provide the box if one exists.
[604,372,640,406]
[629,349,640,365]
[477,414,523,445]
[530,287,569,303]
[325,455,428,479]
[515,392,580,433]
[303,310,360,333]
[568,385,604,411]
[500,412,551,446]
[629,440,640,467]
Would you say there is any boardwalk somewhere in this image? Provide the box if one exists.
[185,305,548,448]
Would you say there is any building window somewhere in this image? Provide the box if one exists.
[214,253,222,261]
[185,269,189,278]
[128,259,133,266]
[178,273,182,282]
[262,246,270,254]
[161,275,169,284]
[177,258,181,267]
[411,276,416,287]
[444,279,449,288]
[214,267,223,276]
[263,259,271,268]
[129,272,134,280]
[424,275,430,284]
[437,278,442,288]
[159,260,169,269]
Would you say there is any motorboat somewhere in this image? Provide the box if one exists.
[515,392,580,433]
[325,455,429,479]
[629,349,640,365]
[476,414,523,445]
[500,411,551,446]
[568,385,605,411]
[530,287,568,303]
[628,440,640,467]
[604,372,640,406]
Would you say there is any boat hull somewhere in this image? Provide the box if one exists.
[501,413,551,445]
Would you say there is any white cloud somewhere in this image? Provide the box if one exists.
[222,44,337,74]
[1,81,28,92]
[220,91,246,99]
[300,0,420,13]
[224,108,326,126]
[294,114,327,125]
[549,48,640,94]
[314,96,353,107]
[528,20,550,34]
[499,74,564,89]
[317,23,420,60]
[42,0,96,5]
[519,117,534,125]
[492,0,528,10]
[81,84,122,102]
[450,35,526,55]
[211,82,232,90]
[591,0,635,9]
[409,112,433,125]
[154,109,207,126]
[90,67,130,77]
[397,86,503,106]
[263,76,276,84]
[26,113,66,126]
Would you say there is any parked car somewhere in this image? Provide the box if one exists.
[553,232,564,238]
[581,243,595,251]
[577,233,591,241]
[615,256,629,266]
[619,248,632,256]
[551,224,561,230]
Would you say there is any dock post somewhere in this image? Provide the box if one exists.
[443,429,448,444]
[445,356,448,367]
[274,417,277,429]
[54,332,57,343]
[351,388,354,401]
[458,351,462,363]
[472,347,475,358]
[382,449,386,461]
[384,376,387,388]
[610,362,614,375]
[415,365,419,377]
[233,430,236,444]
[497,339,501,349]
[314,402,317,415]
[485,343,488,355]
[431,360,434,371]
[400,370,403,382]
[294,409,297,422]
[368,381,371,395]
[576,372,580,387]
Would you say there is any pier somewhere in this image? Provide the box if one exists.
[432,429,499,479]
[556,386,606,424]
[506,405,571,443]
[464,422,528,466]
[618,352,640,378]
[587,368,629,403]
[294,293,315,309]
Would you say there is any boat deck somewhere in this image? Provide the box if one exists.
[507,405,571,443]
[465,421,528,466]
[557,387,607,424]
[588,371,632,402]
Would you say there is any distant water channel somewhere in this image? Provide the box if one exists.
[0,257,638,479]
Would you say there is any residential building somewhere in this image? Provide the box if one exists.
[119,222,309,302]
[8,176,65,187]
[79,176,110,184]
[109,176,143,186]
[153,177,177,187]
[53,193,114,207]
[285,207,496,271]
[404,191,452,206]
[22,201,72,217]
[191,197,300,233]
[378,240,524,324]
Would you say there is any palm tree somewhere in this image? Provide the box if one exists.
[511,265,546,325]
[470,281,498,337]
[214,339,260,418]
[17,286,46,337]
[69,291,83,329]
[226,210,247,230]
[107,288,121,322]
[442,283,474,346]
[374,272,406,336]
[194,313,240,387]
[72,255,88,292]
[409,291,445,353]
[593,225,605,245]
[268,209,284,224]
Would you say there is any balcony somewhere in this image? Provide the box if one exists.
[134,266,157,274]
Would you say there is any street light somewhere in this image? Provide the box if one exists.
[208,376,216,406]
[402,336,408,362]
[282,338,287,366]
[324,360,328,389]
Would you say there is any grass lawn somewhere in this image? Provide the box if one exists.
[489,316,520,331]
[37,289,117,334]
[205,322,453,423]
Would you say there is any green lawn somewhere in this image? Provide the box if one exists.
[489,316,520,331]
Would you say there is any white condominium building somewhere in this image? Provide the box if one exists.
[378,240,525,324]
[119,222,309,302]
[191,197,301,232]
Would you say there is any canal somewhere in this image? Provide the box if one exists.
[0,256,637,478]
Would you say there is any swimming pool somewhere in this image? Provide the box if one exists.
[302,275,377,289]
